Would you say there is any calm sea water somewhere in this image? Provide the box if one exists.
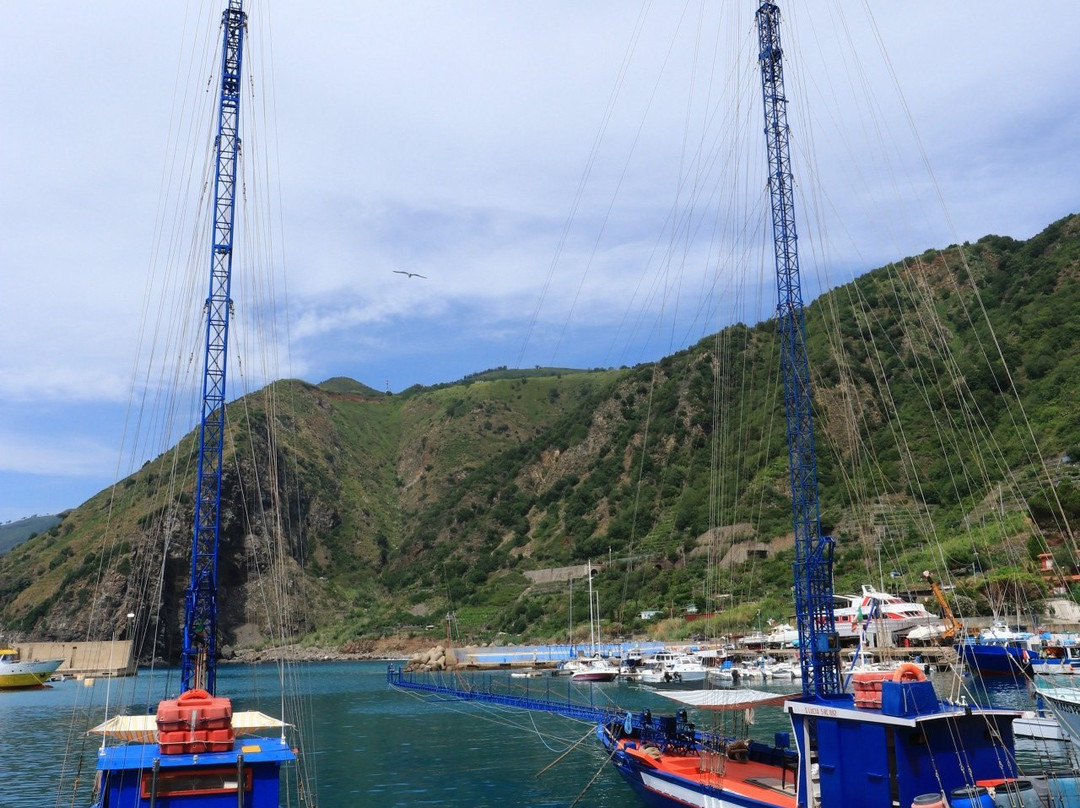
[0,661,1073,808]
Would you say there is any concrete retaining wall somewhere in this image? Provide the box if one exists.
[16,640,135,678]
[524,564,595,584]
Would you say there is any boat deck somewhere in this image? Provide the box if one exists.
[618,739,798,807]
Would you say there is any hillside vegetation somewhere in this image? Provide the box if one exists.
[0,515,63,556]
[1,215,1079,655]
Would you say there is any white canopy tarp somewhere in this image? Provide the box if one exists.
[655,688,798,710]
[90,711,289,742]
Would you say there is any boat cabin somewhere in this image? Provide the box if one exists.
[91,691,295,808]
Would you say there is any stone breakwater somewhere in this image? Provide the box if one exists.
[403,645,459,672]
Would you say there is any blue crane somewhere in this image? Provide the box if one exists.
[91,7,299,807]
[181,0,246,696]
[755,1,842,698]
[391,10,1034,808]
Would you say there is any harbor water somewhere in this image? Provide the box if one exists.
[0,660,1074,808]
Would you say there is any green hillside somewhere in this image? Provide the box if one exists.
[1,215,1078,653]
[0,515,63,556]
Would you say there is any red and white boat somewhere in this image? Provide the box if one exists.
[832,585,944,645]
[565,655,620,682]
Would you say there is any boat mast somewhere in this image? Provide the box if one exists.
[181,0,246,695]
[755,1,842,698]
[587,561,596,656]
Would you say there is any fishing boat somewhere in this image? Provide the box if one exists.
[391,2,1080,805]
[0,647,63,689]
[86,3,300,807]
[1030,642,1080,676]
[958,621,1036,678]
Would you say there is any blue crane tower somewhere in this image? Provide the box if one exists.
[755,1,842,698]
[391,9,1032,808]
[181,0,246,696]
[91,7,298,806]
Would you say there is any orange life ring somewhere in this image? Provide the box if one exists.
[179,688,212,701]
[891,662,926,683]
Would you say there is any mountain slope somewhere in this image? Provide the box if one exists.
[1,215,1078,650]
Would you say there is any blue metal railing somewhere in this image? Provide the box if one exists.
[387,667,624,725]
[386,667,783,762]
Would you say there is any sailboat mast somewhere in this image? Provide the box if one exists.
[755,1,842,698]
[587,561,596,655]
[182,0,246,696]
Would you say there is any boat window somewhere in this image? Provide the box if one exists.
[141,768,251,798]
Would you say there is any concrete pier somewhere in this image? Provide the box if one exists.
[16,640,135,678]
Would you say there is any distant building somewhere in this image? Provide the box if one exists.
[1038,552,1080,596]
[639,610,662,620]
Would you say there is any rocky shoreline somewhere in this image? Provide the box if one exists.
[221,636,434,664]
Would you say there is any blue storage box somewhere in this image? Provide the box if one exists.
[880,679,938,717]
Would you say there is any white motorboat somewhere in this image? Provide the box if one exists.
[706,660,737,682]
[736,631,768,649]
[765,623,799,647]
[1014,708,1068,742]
[766,660,800,679]
[906,623,948,644]
[566,655,619,682]
[617,646,649,681]
[0,648,64,689]
[637,651,708,684]
[734,655,778,681]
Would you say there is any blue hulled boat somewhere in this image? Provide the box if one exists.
[959,621,1035,678]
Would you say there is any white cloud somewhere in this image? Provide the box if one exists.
[1,0,1079,514]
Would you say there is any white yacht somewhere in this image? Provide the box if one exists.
[564,655,619,682]
[833,585,944,645]
[637,651,708,684]
[0,647,64,689]
[764,623,799,647]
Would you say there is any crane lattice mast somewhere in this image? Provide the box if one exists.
[181,0,246,695]
[755,1,842,698]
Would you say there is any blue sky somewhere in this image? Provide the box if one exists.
[2,1,1079,523]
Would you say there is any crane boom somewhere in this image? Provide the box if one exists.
[181,0,246,695]
[755,1,842,698]
[922,570,963,641]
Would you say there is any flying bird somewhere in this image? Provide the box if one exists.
[393,270,427,279]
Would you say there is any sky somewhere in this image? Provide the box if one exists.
[1,1,1079,524]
